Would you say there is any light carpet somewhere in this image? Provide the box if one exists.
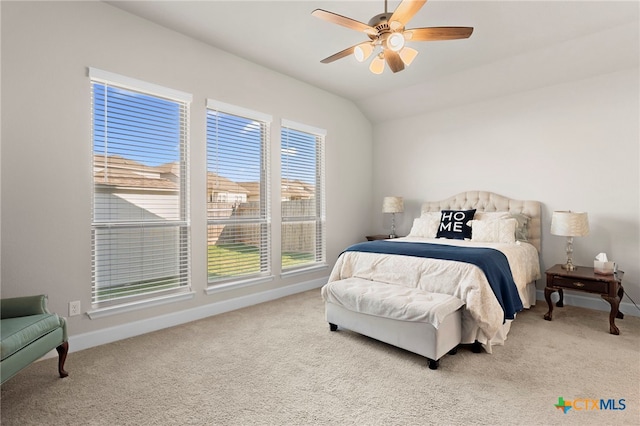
[1,289,639,425]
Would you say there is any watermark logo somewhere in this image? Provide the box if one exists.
[554,397,626,414]
[555,397,572,414]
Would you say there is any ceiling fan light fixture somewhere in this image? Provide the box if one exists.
[369,53,385,74]
[389,20,403,31]
[399,47,418,66]
[312,0,474,74]
[354,43,374,62]
[385,32,405,52]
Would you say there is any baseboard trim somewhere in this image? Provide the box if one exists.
[66,277,328,355]
[535,289,640,317]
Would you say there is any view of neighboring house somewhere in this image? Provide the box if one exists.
[95,154,316,246]
[281,178,315,201]
[93,154,181,222]
[95,154,315,210]
[208,171,249,204]
[94,154,178,190]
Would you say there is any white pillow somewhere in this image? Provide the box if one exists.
[469,218,517,243]
[420,211,442,221]
[473,211,510,221]
[408,217,439,238]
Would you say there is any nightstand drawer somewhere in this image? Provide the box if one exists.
[366,234,391,241]
[552,276,608,294]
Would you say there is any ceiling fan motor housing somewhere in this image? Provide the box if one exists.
[368,12,392,27]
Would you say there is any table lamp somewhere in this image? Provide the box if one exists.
[382,196,404,238]
[550,211,589,271]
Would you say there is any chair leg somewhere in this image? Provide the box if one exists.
[56,341,69,378]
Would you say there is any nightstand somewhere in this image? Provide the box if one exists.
[544,264,625,335]
[366,234,404,241]
[366,234,392,241]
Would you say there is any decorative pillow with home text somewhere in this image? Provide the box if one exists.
[436,209,476,240]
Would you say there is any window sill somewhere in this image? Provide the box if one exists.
[205,275,275,295]
[281,263,328,278]
[87,291,196,319]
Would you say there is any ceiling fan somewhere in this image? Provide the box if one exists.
[312,0,473,74]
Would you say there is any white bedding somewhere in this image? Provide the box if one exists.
[325,237,541,347]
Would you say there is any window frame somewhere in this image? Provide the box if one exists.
[205,99,272,288]
[89,68,193,310]
[280,119,327,274]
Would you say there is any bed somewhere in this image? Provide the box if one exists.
[322,190,541,353]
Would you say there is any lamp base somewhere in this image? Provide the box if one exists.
[561,237,577,271]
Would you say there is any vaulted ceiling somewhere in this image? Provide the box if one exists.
[107,1,639,122]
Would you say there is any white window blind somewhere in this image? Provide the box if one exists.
[206,100,271,283]
[90,69,191,305]
[281,120,326,271]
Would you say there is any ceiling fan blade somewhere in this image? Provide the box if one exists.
[390,0,427,26]
[320,45,359,64]
[406,27,474,41]
[312,9,376,35]
[384,51,405,73]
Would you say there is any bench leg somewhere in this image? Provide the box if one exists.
[428,345,459,370]
[329,323,338,331]
[56,341,69,378]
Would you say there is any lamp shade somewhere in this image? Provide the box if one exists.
[382,196,404,214]
[354,43,374,62]
[385,32,405,52]
[399,47,418,66]
[550,211,589,237]
[369,53,385,74]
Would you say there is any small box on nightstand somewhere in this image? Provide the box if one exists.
[594,261,615,275]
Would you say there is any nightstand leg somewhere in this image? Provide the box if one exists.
[544,287,555,321]
[602,295,620,335]
[556,289,564,307]
[616,286,625,319]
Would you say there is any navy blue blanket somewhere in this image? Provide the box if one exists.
[343,240,523,321]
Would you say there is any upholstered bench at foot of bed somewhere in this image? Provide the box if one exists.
[322,278,464,370]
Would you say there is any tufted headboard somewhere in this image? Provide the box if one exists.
[420,191,541,252]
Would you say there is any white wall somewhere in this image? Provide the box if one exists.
[0,2,372,338]
[373,67,640,306]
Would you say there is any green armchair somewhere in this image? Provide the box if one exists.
[1,295,69,384]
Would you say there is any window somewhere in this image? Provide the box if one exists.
[90,68,191,305]
[206,100,271,284]
[281,120,326,271]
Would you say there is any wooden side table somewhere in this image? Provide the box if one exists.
[544,264,624,335]
[366,234,393,241]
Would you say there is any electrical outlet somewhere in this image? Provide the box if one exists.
[69,300,81,317]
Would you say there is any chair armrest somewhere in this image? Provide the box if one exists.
[1,295,50,319]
